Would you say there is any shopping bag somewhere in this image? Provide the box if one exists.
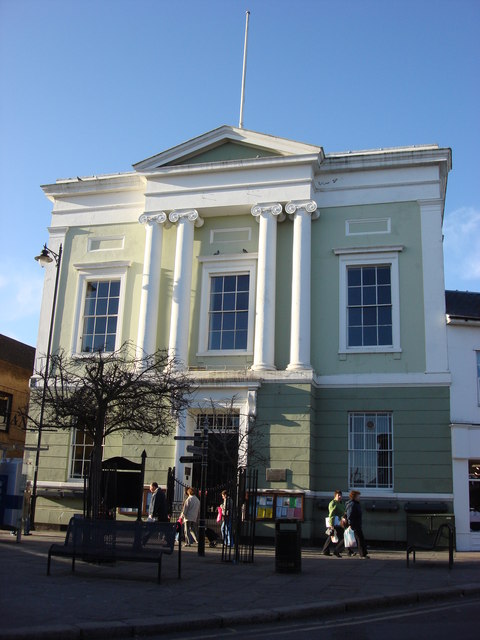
[344,526,357,548]
[216,506,223,523]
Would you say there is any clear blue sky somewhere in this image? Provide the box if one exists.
[1,0,479,348]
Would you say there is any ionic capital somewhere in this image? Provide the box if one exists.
[139,211,168,225]
[285,199,319,219]
[251,202,284,221]
[168,208,204,227]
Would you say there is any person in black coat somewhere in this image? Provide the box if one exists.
[345,490,369,558]
[148,482,168,522]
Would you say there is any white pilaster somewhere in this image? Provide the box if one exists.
[168,209,204,369]
[419,199,448,373]
[136,212,167,360]
[285,200,318,371]
[250,203,283,371]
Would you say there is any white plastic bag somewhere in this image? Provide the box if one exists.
[344,526,357,548]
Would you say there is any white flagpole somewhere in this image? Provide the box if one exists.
[239,10,250,129]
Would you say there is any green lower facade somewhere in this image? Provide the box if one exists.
[29,382,452,544]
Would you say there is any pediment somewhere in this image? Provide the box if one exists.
[133,125,322,172]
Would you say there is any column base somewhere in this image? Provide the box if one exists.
[250,364,277,372]
[286,363,313,372]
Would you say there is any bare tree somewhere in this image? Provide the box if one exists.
[24,342,194,519]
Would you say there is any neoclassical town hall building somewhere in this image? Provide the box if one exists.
[26,125,453,543]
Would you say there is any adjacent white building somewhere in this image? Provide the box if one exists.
[447,290,480,551]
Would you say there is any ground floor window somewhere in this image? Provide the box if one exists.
[348,412,393,490]
[69,429,95,479]
[469,460,480,531]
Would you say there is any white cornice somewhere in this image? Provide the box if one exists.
[42,173,146,201]
[322,146,452,171]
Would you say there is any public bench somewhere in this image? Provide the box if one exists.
[406,522,454,569]
[47,517,181,583]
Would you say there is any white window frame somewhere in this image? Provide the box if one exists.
[71,261,130,356]
[348,411,394,493]
[197,255,257,356]
[335,247,402,354]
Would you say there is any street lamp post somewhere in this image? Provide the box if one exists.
[30,243,62,530]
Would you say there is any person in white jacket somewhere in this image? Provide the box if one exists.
[180,487,200,546]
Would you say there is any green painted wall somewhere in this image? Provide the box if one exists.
[173,141,280,166]
[310,202,427,375]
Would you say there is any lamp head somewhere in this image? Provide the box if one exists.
[35,245,53,267]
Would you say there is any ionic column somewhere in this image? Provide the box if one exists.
[285,199,318,371]
[136,212,167,360]
[251,202,283,371]
[168,209,204,369]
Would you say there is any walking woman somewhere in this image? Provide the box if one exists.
[345,490,369,558]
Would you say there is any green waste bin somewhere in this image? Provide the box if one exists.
[275,519,301,573]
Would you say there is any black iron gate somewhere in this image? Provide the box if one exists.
[167,466,258,563]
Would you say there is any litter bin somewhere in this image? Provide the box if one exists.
[275,519,301,573]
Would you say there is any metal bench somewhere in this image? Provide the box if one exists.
[47,517,181,583]
[406,522,454,569]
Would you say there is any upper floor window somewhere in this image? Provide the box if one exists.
[197,255,256,356]
[335,247,402,354]
[349,411,393,491]
[347,266,392,347]
[0,392,12,432]
[81,280,120,353]
[71,262,130,355]
[208,274,249,350]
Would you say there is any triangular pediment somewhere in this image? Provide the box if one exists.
[133,125,322,172]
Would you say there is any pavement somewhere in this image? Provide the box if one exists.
[1,529,480,640]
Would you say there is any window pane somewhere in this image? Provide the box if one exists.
[237,274,249,291]
[378,326,392,345]
[210,293,223,311]
[235,331,247,349]
[363,307,377,326]
[224,276,236,292]
[96,298,107,316]
[108,298,119,315]
[377,267,391,285]
[363,326,377,345]
[222,313,235,330]
[348,287,361,306]
[209,331,221,350]
[349,327,362,346]
[377,285,391,304]
[363,285,376,305]
[236,292,249,310]
[378,307,392,325]
[95,317,107,334]
[349,308,362,326]
[97,281,109,297]
[236,311,248,330]
[348,268,361,286]
[110,281,120,296]
[223,293,235,310]
[211,313,222,330]
[221,331,235,349]
[211,277,224,293]
[362,268,376,285]
[107,317,117,333]
[93,335,105,351]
